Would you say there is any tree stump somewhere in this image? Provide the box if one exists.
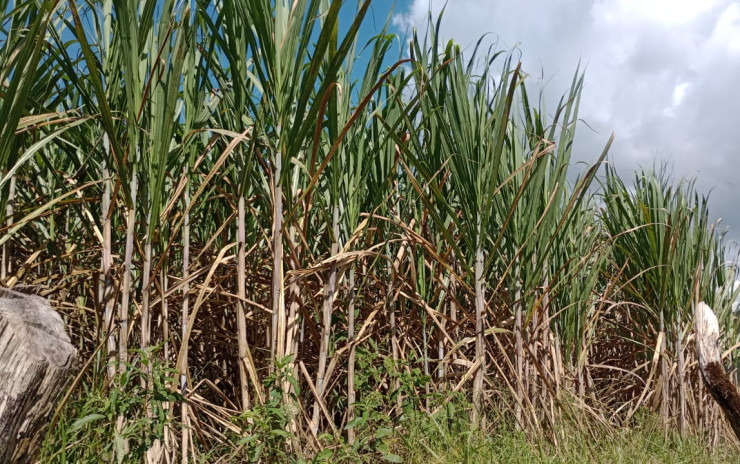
[0,287,76,463]
[694,301,740,441]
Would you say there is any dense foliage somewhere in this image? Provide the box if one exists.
[1,1,738,462]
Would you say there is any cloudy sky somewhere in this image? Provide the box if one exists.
[358,0,740,245]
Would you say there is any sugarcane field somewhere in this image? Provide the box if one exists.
[3,1,740,463]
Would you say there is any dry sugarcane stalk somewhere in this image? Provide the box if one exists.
[142,230,160,464]
[347,268,357,444]
[1,175,15,282]
[236,195,250,410]
[286,225,301,388]
[120,166,137,375]
[117,159,138,456]
[472,220,486,424]
[141,221,153,357]
[437,270,450,382]
[312,205,339,434]
[676,315,686,435]
[181,165,191,464]
[694,301,740,441]
[514,262,523,427]
[161,266,169,360]
[101,158,115,382]
[659,309,668,428]
[449,258,458,388]
[271,148,284,365]
[386,224,410,412]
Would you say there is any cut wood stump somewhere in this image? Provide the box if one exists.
[0,287,76,464]
[694,301,740,441]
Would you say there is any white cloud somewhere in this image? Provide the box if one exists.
[395,0,740,242]
[664,82,691,116]
[710,3,740,53]
[606,0,724,26]
[672,82,690,107]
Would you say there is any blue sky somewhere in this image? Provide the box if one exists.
[337,0,411,78]
[339,0,408,43]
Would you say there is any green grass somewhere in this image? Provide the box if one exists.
[43,361,740,464]
[398,412,740,464]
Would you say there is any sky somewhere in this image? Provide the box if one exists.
[344,0,740,247]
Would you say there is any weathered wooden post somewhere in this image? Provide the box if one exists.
[0,288,77,463]
[694,301,740,441]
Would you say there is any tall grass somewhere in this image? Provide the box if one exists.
[1,1,738,461]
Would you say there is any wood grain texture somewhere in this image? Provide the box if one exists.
[694,301,740,441]
[0,288,76,464]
